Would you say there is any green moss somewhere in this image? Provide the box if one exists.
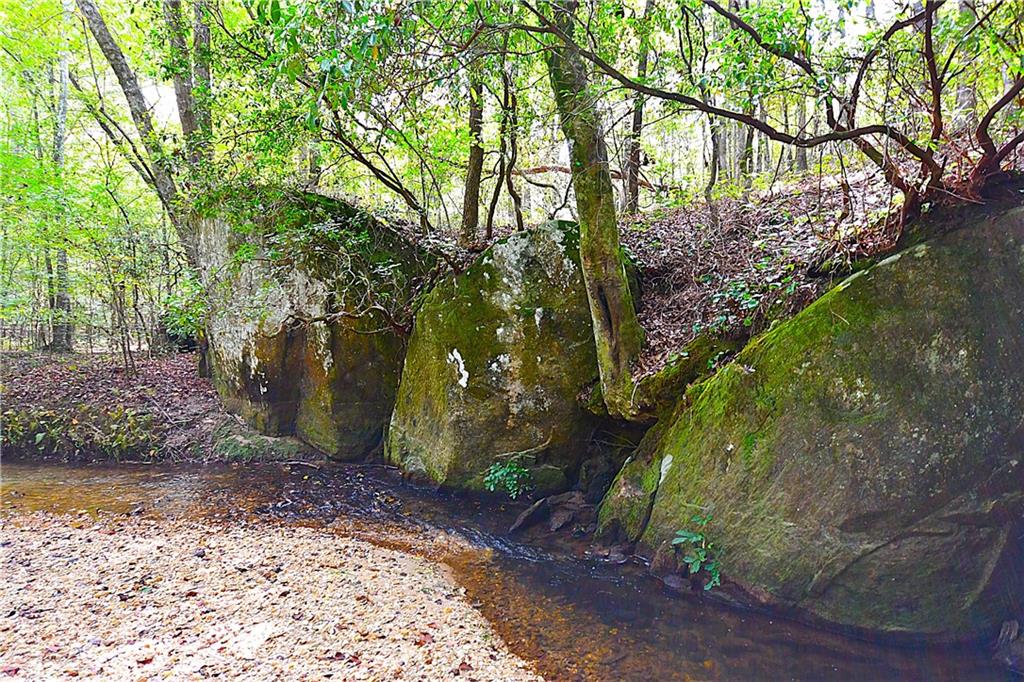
[211,421,312,462]
[387,221,600,492]
[199,185,430,459]
[629,332,747,420]
[599,207,1024,636]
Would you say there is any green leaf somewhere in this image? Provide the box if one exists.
[673,530,702,543]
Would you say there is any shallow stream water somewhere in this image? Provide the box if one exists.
[1,459,1009,681]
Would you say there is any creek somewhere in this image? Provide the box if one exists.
[1,459,1008,681]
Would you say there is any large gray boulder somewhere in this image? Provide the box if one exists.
[599,206,1024,638]
[196,188,430,459]
[386,221,599,492]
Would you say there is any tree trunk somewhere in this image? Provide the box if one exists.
[503,71,525,232]
[50,0,73,352]
[53,249,71,350]
[163,0,198,149]
[305,143,321,189]
[193,0,212,147]
[955,0,977,128]
[738,105,755,190]
[460,78,484,247]
[795,97,809,171]
[76,0,196,266]
[546,0,644,419]
[624,0,655,214]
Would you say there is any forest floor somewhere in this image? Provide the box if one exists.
[1,352,312,462]
[620,172,899,375]
[450,171,896,378]
[0,512,540,681]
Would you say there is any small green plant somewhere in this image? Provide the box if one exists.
[163,277,206,341]
[672,513,722,591]
[2,406,157,461]
[483,460,534,500]
[706,350,729,370]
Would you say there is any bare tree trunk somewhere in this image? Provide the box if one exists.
[485,95,507,240]
[955,0,978,128]
[718,121,731,181]
[738,105,755,190]
[460,78,484,247]
[163,0,197,148]
[758,102,770,173]
[546,0,644,419]
[782,97,792,170]
[50,0,73,352]
[193,0,212,148]
[795,97,809,171]
[503,72,525,232]
[305,143,321,188]
[624,0,655,214]
[76,0,196,266]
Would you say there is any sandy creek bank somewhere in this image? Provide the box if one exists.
[0,460,1011,681]
[1,515,539,681]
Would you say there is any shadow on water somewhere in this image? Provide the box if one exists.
[1,459,1010,681]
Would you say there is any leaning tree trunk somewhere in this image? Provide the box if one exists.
[460,78,484,247]
[545,0,644,419]
[77,0,197,267]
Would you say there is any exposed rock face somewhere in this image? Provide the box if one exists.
[196,189,429,459]
[386,221,599,492]
[599,207,1024,638]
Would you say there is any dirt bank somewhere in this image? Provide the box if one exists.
[1,352,312,463]
[0,512,540,681]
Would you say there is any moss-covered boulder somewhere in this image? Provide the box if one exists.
[599,206,1024,638]
[196,187,430,459]
[386,221,598,492]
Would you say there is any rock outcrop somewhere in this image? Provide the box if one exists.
[196,188,431,459]
[598,206,1024,638]
[386,221,599,492]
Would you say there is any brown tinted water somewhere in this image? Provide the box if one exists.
[0,460,1009,681]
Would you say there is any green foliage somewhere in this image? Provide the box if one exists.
[672,512,722,591]
[483,460,534,500]
[2,406,158,461]
[163,276,206,341]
